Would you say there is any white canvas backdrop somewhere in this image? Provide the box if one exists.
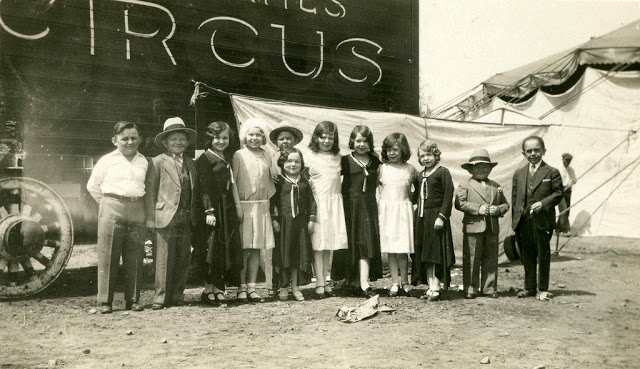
[231,95,547,260]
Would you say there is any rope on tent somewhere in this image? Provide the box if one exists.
[555,149,640,220]
[430,84,482,117]
[567,127,639,186]
[538,53,639,120]
[558,155,640,253]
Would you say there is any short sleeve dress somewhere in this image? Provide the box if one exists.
[378,162,417,254]
[232,147,276,250]
[305,151,348,251]
[331,154,383,282]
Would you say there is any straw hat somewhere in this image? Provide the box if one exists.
[269,124,303,145]
[154,117,197,149]
[461,148,498,170]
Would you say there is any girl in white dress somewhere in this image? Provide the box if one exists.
[378,133,418,296]
[232,118,276,303]
[306,121,348,298]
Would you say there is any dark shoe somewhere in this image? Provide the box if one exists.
[362,287,376,298]
[100,303,113,314]
[125,301,144,311]
[465,293,477,299]
[314,287,326,300]
[151,303,165,310]
[517,289,536,298]
[201,292,218,306]
[172,300,186,307]
[487,293,499,299]
[268,289,278,299]
[236,290,248,303]
[324,287,337,298]
[247,290,265,303]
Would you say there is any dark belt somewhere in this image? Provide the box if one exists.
[104,193,142,202]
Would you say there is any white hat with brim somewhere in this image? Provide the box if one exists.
[155,117,197,149]
[461,148,498,171]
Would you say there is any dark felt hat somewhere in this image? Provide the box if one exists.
[503,234,521,262]
[461,148,498,171]
[269,124,303,145]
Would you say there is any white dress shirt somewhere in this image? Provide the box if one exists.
[87,150,148,201]
[560,165,576,188]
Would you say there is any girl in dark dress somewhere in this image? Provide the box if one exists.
[195,121,243,306]
[412,140,455,301]
[331,125,382,297]
[271,148,316,301]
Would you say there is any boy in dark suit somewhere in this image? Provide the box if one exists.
[512,136,563,300]
[455,148,509,299]
[145,117,197,309]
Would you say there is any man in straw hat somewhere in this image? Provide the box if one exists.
[145,117,197,310]
[269,122,304,176]
[512,136,563,301]
[87,121,147,314]
[455,148,509,299]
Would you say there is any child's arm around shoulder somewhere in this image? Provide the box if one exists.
[455,179,481,215]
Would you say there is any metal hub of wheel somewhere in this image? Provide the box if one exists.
[0,178,73,299]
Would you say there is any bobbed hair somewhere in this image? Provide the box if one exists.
[381,133,411,163]
[348,125,374,152]
[277,147,305,172]
[308,121,340,154]
[204,121,236,150]
[418,140,441,163]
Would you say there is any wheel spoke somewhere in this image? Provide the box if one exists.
[0,207,8,218]
[0,258,7,272]
[8,261,19,273]
[44,240,60,249]
[33,253,51,267]
[19,258,35,277]
[31,212,42,223]
[8,203,19,215]
[21,205,32,216]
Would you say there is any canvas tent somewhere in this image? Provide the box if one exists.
[430,18,640,239]
[192,19,639,265]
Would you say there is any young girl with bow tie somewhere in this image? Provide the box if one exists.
[411,140,455,301]
[271,148,316,301]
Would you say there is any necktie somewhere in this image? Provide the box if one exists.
[283,175,300,218]
[174,154,183,172]
[350,153,369,192]
[529,164,536,176]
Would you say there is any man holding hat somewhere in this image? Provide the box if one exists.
[558,153,576,236]
[455,148,509,299]
[145,117,197,309]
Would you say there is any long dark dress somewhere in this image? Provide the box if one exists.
[271,175,315,287]
[331,154,383,282]
[195,150,243,289]
[411,165,455,286]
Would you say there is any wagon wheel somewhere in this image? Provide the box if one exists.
[0,177,73,299]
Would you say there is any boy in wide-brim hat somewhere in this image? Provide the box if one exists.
[455,148,509,299]
[145,117,197,310]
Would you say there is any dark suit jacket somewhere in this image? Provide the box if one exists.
[455,178,509,234]
[511,161,563,231]
[145,152,197,228]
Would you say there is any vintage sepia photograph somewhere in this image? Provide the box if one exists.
[0,0,638,368]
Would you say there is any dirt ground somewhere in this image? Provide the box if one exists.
[1,236,639,369]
